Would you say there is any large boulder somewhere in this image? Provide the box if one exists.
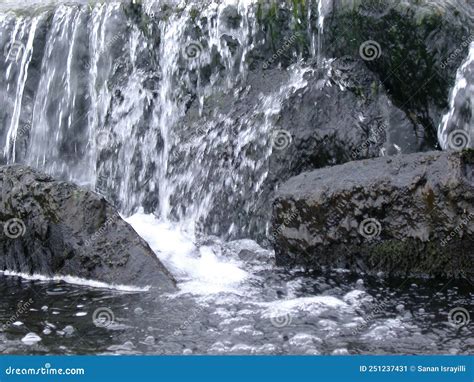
[271,150,474,281]
[0,165,176,291]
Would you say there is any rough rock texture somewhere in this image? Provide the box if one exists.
[0,165,176,291]
[324,0,474,147]
[272,150,474,280]
[177,57,421,241]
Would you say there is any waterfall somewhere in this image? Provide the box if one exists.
[0,0,319,241]
[316,0,331,64]
[438,41,474,151]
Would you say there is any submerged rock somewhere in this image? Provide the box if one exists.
[272,151,474,280]
[0,165,176,291]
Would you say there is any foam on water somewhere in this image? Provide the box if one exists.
[126,211,249,295]
[0,270,150,292]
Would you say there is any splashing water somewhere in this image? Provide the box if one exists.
[0,0,472,355]
[438,41,474,151]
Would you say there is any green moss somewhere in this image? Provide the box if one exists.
[461,149,474,163]
[189,7,199,22]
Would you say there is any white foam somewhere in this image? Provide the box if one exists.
[126,211,249,295]
[260,296,347,317]
[0,270,149,292]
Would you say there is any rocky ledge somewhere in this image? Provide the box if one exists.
[271,151,474,281]
[0,165,176,291]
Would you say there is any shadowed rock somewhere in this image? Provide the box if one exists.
[272,150,474,281]
[0,165,176,291]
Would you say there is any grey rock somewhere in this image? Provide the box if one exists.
[272,151,474,280]
[0,165,176,291]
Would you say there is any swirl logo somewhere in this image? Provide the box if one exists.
[183,41,203,60]
[4,40,25,61]
[448,307,470,328]
[92,307,115,328]
[447,130,470,151]
[271,129,292,151]
[270,312,292,328]
[358,218,382,240]
[359,40,382,61]
[96,131,114,149]
[3,218,26,239]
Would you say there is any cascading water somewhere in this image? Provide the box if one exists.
[0,0,472,355]
[0,0,317,235]
[438,40,474,151]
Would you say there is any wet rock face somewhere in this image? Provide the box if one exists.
[272,151,474,281]
[324,0,474,147]
[271,57,424,174]
[177,57,419,242]
[0,165,176,291]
